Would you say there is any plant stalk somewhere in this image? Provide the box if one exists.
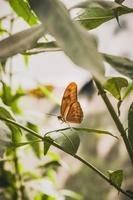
[94,79,133,165]
[13,151,24,200]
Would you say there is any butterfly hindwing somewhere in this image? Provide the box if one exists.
[66,101,83,123]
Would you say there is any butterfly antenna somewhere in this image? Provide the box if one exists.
[45,113,58,117]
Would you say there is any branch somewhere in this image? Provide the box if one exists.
[0,117,132,199]
[94,79,133,165]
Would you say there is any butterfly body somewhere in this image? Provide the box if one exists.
[58,82,83,124]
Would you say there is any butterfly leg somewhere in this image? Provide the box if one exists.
[67,122,73,131]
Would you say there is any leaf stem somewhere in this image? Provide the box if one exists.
[0,117,132,199]
[94,79,133,165]
[45,127,118,139]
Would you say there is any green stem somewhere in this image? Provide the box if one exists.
[74,155,131,198]
[0,117,132,199]
[94,79,133,165]
[13,151,24,200]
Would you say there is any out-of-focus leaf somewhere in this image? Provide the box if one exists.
[0,24,45,61]
[30,179,60,199]
[107,170,123,188]
[46,130,80,155]
[26,122,41,158]
[34,193,55,200]
[126,190,133,199]
[29,0,105,83]
[79,80,95,98]
[23,54,29,67]
[72,0,133,30]
[104,77,128,100]
[9,0,38,25]
[115,0,125,3]
[24,41,59,55]
[0,81,12,105]
[0,104,22,143]
[0,125,12,157]
[47,168,56,182]
[38,160,61,170]
[0,60,6,71]
[14,140,41,148]
[0,82,25,113]
[0,139,11,157]
[61,189,83,200]
[12,86,25,102]
[103,53,133,80]
[27,84,54,98]
[128,102,133,150]
[0,164,15,187]
[48,152,60,161]
[23,171,40,181]
[0,28,10,36]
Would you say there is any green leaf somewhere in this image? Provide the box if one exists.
[73,127,118,139]
[43,136,53,156]
[72,0,133,30]
[128,102,133,151]
[29,0,105,83]
[23,54,29,67]
[61,189,83,200]
[23,41,59,55]
[0,165,15,188]
[10,86,25,114]
[108,170,123,188]
[48,127,118,139]
[0,24,45,61]
[103,53,133,80]
[0,104,22,144]
[34,193,55,200]
[123,83,133,99]
[23,171,40,181]
[47,130,80,155]
[11,86,25,103]
[38,160,61,169]
[0,82,25,114]
[0,140,11,157]
[9,0,38,25]
[115,0,125,3]
[26,122,41,158]
[0,81,12,105]
[0,126,12,157]
[104,77,128,100]
[14,140,41,148]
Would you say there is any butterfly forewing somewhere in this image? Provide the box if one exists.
[66,101,83,123]
[61,82,77,118]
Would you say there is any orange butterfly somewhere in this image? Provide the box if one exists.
[58,82,83,123]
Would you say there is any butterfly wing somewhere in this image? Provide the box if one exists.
[60,82,77,119]
[66,101,83,123]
